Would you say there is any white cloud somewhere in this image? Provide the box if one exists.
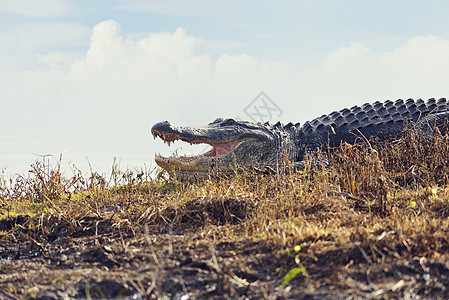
[38,51,79,70]
[3,22,90,50]
[0,22,91,70]
[382,35,449,72]
[0,0,76,17]
[291,35,449,117]
[2,20,449,174]
[68,21,213,102]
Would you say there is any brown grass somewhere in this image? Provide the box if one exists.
[1,125,449,299]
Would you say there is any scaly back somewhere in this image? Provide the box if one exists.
[300,98,449,148]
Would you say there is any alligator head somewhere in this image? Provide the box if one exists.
[151,118,300,176]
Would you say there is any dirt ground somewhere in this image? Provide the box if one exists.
[1,194,449,300]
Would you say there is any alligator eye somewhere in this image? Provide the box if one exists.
[221,119,236,126]
[210,118,224,125]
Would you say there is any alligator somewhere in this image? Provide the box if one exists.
[151,98,449,177]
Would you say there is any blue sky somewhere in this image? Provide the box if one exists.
[1,1,449,175]
[3,1,449,67]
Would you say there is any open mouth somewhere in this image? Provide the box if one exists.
[152,130,239,161]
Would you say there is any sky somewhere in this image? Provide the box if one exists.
[1,0,449,176]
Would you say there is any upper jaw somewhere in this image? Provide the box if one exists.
[151,121,238,145]
[151,121,212,146]
[151,120,273,144]
[151,120,272,150]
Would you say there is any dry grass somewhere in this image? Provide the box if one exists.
[1,125,449,299]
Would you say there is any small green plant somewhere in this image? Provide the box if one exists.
[279,267,305,287]
[279,242,308,287]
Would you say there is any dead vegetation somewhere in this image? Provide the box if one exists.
[1,125,449,299]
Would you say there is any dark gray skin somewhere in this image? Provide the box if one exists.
[151,98,449,176]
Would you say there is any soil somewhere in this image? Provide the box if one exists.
[1,202,449,300]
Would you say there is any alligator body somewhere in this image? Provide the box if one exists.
[151,98,449,176]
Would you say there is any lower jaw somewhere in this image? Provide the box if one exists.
[155,158,246,176]
[155,156,213,173]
